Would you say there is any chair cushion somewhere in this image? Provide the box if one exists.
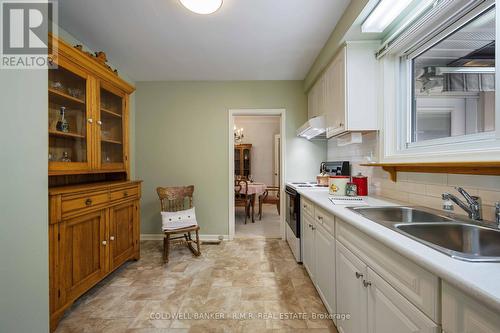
[161,207,198,231]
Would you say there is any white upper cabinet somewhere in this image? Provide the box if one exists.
[307,75,326,119]
[324,41,380,138]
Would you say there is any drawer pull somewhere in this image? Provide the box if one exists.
[363,280,372,288]
[123,191,128,197]
[317,216,323,220]
[308,223,313,228]
[85,198,92,206]
[355,272,363,279]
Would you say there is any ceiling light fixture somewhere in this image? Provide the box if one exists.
[362,0,413,33]
[179,0,223,15]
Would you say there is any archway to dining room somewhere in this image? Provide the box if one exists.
[228,109,286,240]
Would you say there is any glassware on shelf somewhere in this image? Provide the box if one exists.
[61,152,71,162]
[56,107,69,133]
[50,81,63,90]
[67,88,83,99]
[48,152,53,161]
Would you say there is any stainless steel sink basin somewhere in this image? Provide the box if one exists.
[350,206,453,223]
[396,223,500,262]
[347,206,500,262]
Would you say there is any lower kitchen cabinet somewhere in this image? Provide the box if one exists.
[442,282,500,333]
[301,205,336,316]
[314,222,336,315]
[336,240,438,333]
[366,267,439,333]
[336,240,367,333]
[302,213,316,279]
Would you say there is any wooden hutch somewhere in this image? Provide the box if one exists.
[48,35,141,331]
[234,143,252,178]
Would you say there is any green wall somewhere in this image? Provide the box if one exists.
[136,81,326,235]
[0,71,49,331]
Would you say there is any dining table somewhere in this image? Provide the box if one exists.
[235,181,267,222]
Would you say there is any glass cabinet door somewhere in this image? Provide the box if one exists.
[98,83,125,170]
[48,64,91,173]
[243,148,250,178]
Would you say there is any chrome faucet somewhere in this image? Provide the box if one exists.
[442,187,482,221]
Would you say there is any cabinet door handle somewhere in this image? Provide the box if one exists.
[85,198,92,206]
[87,118,93,124]
[317,215,323,220]
[110,236,115,241]
[102,240,107,246]
[311,226,316,230]
[97,120,102,125]
[308,223,313,228]
[355,272,363,279]
[363,280,372,288]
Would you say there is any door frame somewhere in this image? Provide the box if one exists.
[228,109,286,240]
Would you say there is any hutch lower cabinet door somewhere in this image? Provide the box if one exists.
[59,209,108,303]
[109,201,137,270]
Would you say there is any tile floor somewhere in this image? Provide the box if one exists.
[55,239,338,333]
[235,204,281,239]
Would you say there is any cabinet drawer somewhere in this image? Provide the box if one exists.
[442,282,500,333]
[315,206,334,236]
[336,219,440,323]
[301,197,315,218]
[62,191,109,214]
[110,186,139,201]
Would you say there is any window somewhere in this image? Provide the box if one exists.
[410,5,496,145]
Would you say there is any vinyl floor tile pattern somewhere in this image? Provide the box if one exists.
[55,239,338,333]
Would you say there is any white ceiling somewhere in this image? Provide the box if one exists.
[58,0,350,81]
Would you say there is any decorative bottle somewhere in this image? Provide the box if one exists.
[56,106,69,133]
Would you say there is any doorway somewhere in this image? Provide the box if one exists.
[228,109,286,240]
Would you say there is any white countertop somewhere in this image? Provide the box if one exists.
[297,188,500,313]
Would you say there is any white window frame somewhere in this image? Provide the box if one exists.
[380,0,500,163]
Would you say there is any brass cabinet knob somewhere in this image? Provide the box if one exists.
[110,236,115,241]
[87,118,93,123]
[102,240,107,246]
[97,120,102,125]
[85,198,92,206]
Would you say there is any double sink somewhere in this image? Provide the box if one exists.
[348,206,500,262]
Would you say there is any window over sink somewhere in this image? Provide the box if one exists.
[410,5,495,145]
[380,0,500,161]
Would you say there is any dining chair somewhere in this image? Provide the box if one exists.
[258,186,280,220]
[157,185,201,263]
[235,179,252,224]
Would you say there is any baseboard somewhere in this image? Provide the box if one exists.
[140,234,229,241]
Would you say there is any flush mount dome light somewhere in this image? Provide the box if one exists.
[179,0,223,14]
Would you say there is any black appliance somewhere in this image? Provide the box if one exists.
[285,185,300,238]
[320,161,350,176]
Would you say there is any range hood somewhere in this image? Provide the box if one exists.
[297,115,326,140]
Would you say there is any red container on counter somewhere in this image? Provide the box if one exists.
[352,172,368,196]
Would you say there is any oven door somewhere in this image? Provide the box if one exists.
[285,186,300,238]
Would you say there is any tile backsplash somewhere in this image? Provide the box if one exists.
[327,132,500,222]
